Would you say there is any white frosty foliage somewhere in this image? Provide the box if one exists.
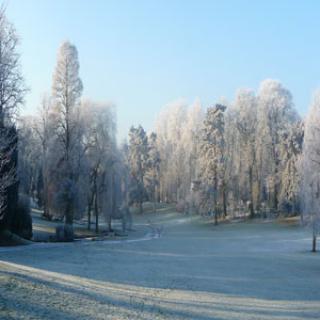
[301,90,320,235]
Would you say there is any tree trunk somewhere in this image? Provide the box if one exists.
[222,183,227,218]
[153,198,156,213]
[249,166,255,218]
[107,215,112,232]
[65,205,73,225]
[94,193,99,233]
[87,198,92,230]
[312,234,317,252]
[43,178,51,220]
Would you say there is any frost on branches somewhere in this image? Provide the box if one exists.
[301,90,320,252]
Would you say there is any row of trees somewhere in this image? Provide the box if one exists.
[147,80,302,218]
[128,80,319,250]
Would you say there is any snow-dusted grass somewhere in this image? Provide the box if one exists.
[1,212,320,319]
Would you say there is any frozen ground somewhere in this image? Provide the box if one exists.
[1,212,320,320]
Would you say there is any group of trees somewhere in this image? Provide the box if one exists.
[0,7,125,242]
[18,43,120,236]
[129,80,320,250]
[147,80,302,219]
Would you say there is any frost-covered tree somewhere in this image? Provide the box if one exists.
[81,100,116,231]
[145,132,161,211]
[256,80,298,212]
[233,89,258,217]
[155,100,187,202]
[51,41,83,225]
[301,90,320,252]
[17,116,41,198]
[31,95,55,218]
[199,104,226,224]
[279,122,304,214]
[155,100,203,205]
[0,7,26,127]
[183,99,204,191]
[0,7,26,235]
[128,125,149,213]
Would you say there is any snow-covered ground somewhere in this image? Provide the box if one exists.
[1,212,320,320]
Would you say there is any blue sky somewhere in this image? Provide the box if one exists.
[6,0,320,139]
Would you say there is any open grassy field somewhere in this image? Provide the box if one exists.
[1,211,319,320]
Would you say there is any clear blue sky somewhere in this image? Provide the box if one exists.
[6,0,320,139]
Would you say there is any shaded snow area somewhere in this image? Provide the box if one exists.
[1,212,320,320]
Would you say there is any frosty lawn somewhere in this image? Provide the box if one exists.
[1,212,319,320]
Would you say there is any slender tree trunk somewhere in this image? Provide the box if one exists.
[249,166,255,218]
[94,192,98,233]
[65,202,73,225]
[214,174,218,226]
[107,215,112,232]
[222,184,227,218]
[214,205,218,226]
[43,179,50,220]
[87,197,92,230]
[312,233,317,252]
[153,195,156,213]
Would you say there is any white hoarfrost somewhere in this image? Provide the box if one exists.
[301,90,320,252]
[1,212,320,320]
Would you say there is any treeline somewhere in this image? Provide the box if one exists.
[128,79,320,250]
[129,80,304,220]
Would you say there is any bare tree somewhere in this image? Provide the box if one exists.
[0,7,26,234]
[33,95,53,219]
[81,100,116,232]
[0,6,26,127]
